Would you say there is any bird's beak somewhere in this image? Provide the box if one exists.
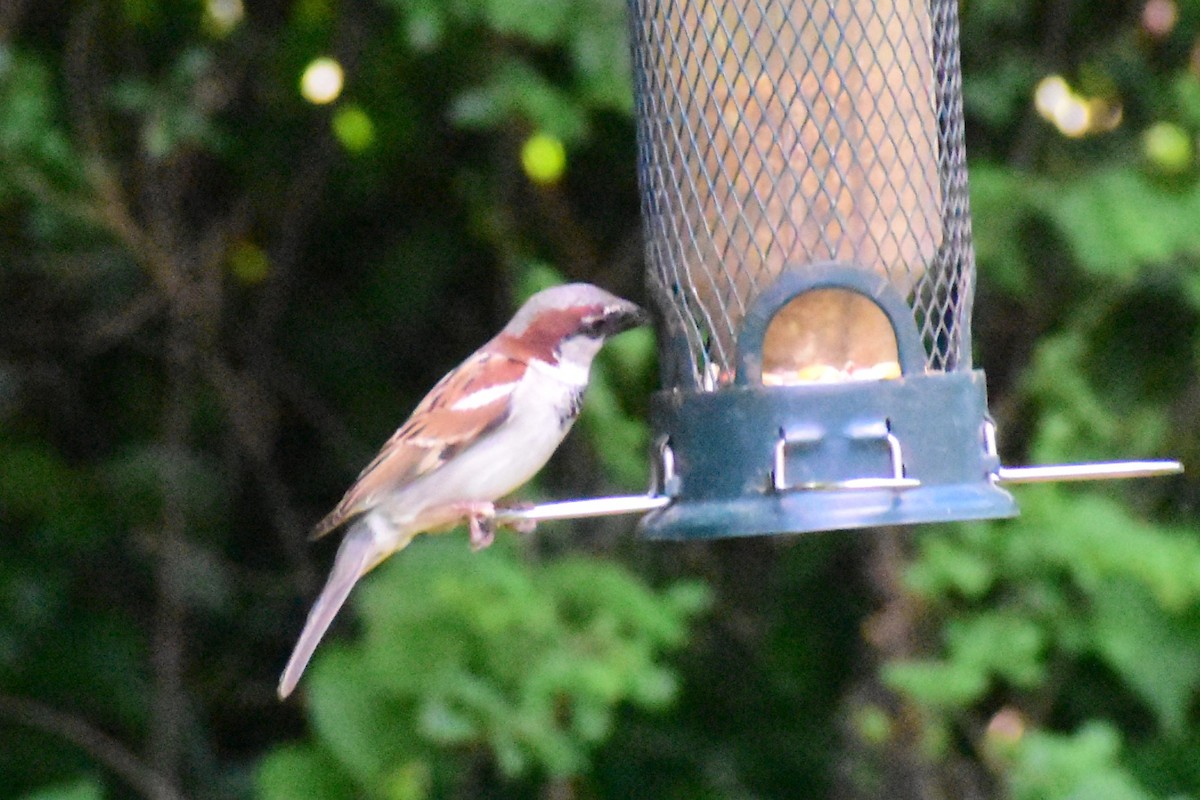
[605,301,649,336]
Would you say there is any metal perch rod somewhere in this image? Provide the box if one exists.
[494,461,1182,523]
[995,461,1183,484]
[494,495,671,524]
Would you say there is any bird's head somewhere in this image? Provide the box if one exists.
[498,283,647,368]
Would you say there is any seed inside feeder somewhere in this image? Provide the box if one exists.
[761,289,902,385]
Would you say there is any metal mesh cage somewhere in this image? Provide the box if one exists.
[629,0,974,389]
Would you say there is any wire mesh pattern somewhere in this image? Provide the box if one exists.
[629,0,975,388]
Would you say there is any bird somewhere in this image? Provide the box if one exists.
[277,283,646,699]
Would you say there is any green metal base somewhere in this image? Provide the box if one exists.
[638,370,1017,540]
[640,484,1015,539]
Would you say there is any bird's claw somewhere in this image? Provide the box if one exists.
[468,505,496,551]
[464,501,537,551]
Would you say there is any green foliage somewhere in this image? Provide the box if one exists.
[968,163,1033,294]
[257,538,708,796]
[391,0,631,142]
[1006,723,1158,800]
[452,62,590,143]
[894,489,1200,796]
[257,745,358,800]
[1046,169,1200,279]
[109,48,227,159]
[16,780,104,800]
[0,48,83,193]
[1090,580,1200,736]
[885,610,1046,708]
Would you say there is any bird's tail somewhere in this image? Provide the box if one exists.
[277,516,411,699]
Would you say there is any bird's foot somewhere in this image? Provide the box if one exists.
[464,502,496,551]
[452,501,535,550]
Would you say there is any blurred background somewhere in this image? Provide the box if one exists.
[2,1,1200,798]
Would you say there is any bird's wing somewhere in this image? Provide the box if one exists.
[309,350,525,540]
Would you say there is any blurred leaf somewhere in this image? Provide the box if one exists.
[0,443,75,520]
[395,0,447,50]
[102,444,226,533]
[1042,169,1200,278]
[452,61,589,143]
[970,163,1032,293]
[1089,581,1200,736]
[1142,122,1194,175]
[16,780,103,800]
[227,241,272,284]
[945,611,1046,688]
[905,524,997,599]
[307,648,416,783]
[1020,489,1200,611]
[331,105,376,153]
[0,48,84,190]
[382,760,432,800]
[108,48,225,159]
[256,744,357,800]
[568,0,633,112]
[962,59,1039,129]
[515,259,567,301]
[1130,731,1200,798]
[882,658,989,708]
[1008,723,1156,800]
[579,364,649,489]
[601,326,656,388]
[477,0,570,45]
[1172,74,1200,130]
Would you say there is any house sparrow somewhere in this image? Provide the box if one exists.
[278,283,646,699]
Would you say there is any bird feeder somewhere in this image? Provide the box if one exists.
[615,0,1001,538]
[498,0,1179,538]
[623,0,1179,539]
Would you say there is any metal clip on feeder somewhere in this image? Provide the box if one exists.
[499,0,1181,537]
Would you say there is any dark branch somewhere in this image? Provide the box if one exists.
[0,694,189,800]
